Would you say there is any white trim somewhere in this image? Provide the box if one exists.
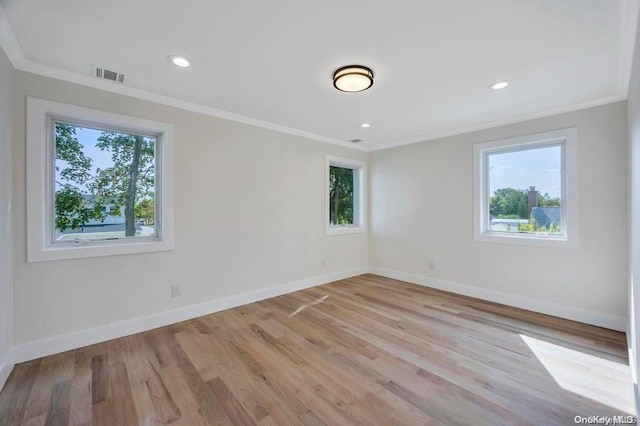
[618,0,640,96]
[10,266,368,363]
[372,96,624,151]
[26,97,175,262]
[0,348,15,392]
[19,60,368,152]
[0,7,23,67]
[325,155,367,236]
[0,5,634,154]
[472,128,578,248]
[0,8,365,153]
[369,266,626,332]
[3,265,628,370]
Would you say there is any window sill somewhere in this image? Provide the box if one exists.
[28,238,174,262]
[326,225,367,236]
[474,231,576,249]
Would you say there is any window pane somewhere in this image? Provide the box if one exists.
[329,165,355,225]
[54,123,156,242]
[487,145,562,235]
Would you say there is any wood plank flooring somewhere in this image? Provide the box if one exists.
[0,274,634,425]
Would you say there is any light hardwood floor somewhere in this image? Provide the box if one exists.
[0,274,634,425]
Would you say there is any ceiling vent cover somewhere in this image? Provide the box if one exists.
[349,138,362,143]
[92,65,125,83]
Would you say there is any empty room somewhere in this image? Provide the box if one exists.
[0,0,640,424]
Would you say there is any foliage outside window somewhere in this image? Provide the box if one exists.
[487,144,562,236]
[473,128,577,248]
[329,166,355,226]
[326,155,366,235]
[26,97,174,262]
[54,123,156,242]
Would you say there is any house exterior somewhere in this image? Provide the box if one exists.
[489,218,529,232]
[55,195,143,240]
[530,206,561,229]
[489,188,562,233]
[81,194,125,225]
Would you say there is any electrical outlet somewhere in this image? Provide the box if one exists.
[171,284,182,297]
[428,261,435,271]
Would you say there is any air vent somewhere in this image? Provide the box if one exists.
[349,138,362,143]
[92,65,125,83]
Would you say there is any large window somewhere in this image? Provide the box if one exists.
[473,128,577,247]
[326,155,366,235]
[54,124,157,242]
[27,98,174,261]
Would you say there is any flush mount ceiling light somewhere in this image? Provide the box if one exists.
[168,55,191,68]
[489,81,510,90]
[333,65,374,92]
[360,123,371,128]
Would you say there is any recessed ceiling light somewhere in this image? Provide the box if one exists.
[168,55,191,68]
[360,123,371,128]
[489,81,510,90]
[333,65,374,92]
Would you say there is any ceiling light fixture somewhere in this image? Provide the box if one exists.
[333,65,374,92]
[360,123,371,128]
[169,55,191,68]
[489,81,510,90]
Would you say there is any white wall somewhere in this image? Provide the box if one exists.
[12,71,368,348]
[627,6,640,414]
[370,101,628,328]
[0,47,15,385]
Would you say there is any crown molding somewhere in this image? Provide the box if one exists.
[0,3,638,153]
[371,94,626,151]
[18,60,370,151]
[0,7,368,152]
[618,0,640,96]
[0,6,23,66]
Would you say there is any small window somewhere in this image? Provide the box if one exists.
[473,128,577,247]
[27,98,174,262]
[326,155,366,235]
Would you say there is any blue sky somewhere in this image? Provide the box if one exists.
[55,126,155,192]
[55,127,115,190]
[489,145,562,198]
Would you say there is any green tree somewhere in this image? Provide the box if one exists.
[517,199,527,219]
[135,199,155,225]
[54,124,104,231]
[538,192,561,207]
[54,125,155,236]
[329,166,354,225]
[490,188,528,219]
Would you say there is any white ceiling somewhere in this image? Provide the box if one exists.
[0,0,637,150]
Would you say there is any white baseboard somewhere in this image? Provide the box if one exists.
[5,264,627,378]
[11,266,368,364]
[0,348,15,392]
[369,266,626,332]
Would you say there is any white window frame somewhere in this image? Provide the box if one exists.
[27,97,175,262]
[325,155,367,235]
[473,128,577,248]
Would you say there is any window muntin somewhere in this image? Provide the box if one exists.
[52,122,158,245]
[473,128,577,248]
[326,156,366,235]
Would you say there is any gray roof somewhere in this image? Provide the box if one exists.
[531,207,561,228]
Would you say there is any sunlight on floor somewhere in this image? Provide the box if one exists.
[289,295,329,317]
[520,334,636,415]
